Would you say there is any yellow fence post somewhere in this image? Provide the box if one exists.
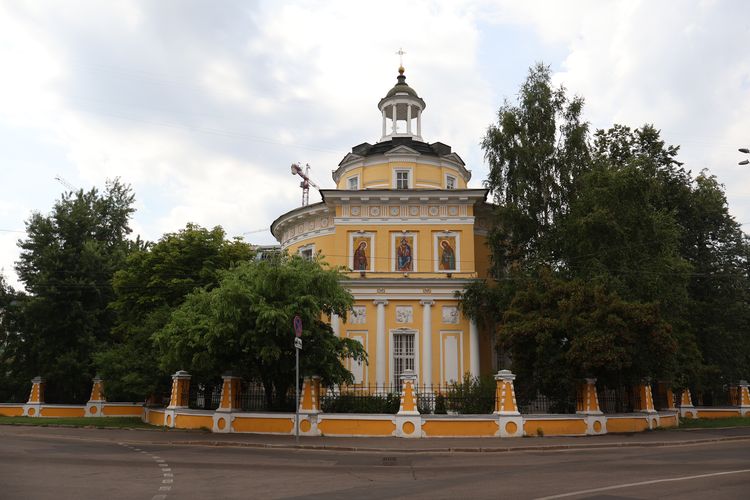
[576,378,605,435]
[24,376,45,417]
[738,380,750,417]
[165,370,191,428]
[494,370,523,437]
[213,373,241,433]
[85,375,106,417]
[298,375,322,436]
[635,379,658,429]
[678,388,697,419]
[396,369,421,438]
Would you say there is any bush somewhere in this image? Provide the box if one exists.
[444,374,496,414]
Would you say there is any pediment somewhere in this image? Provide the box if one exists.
[384,145,421,156]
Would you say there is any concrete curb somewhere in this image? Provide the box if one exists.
[4,424,750,454]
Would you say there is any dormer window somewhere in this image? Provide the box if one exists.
[395,170,410,190]
[446,175,456,190]
[348,176,359,190]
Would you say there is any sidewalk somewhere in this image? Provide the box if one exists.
[2,424,750,453]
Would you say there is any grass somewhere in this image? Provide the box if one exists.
[0,416,158,429]
[678,416,750,429]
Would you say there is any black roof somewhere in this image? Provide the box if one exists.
[348,137,456,159]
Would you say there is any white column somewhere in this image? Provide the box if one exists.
[416,110,422,137]
[374,299,388,388]
[391,104,398,134]
[420,300,434,387]
[469,318,479,377]
[331,312,340,337]
[381,108,387,138]
[406,104,412,135]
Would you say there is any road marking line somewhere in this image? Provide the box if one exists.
[156,459,165,463]
[535,468,750,499]
[162,479,173,484]
[159,486,171,491]
[161,468,171,472]
[158,463,169,468]
[163,473,173,477]
[152,496,167,500]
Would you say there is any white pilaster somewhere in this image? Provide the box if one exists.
[374,299,388,387]
[420,300,434,386]
[381,108,387,139]
[391,104,398,134]
[331,312,340,337]
[417,111,422,137]
[469,318,479,377]
[406,104,412,134]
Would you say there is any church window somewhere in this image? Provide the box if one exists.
[299,244,315,261]
[393,332,415,384]
[395,170,410,189]
[446,175,456,190]
[348,176,359,190]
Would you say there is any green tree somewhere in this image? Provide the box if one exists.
[154,255,366,409]
[95,224,255,400]
[13,179,135,402]
[482,62,590,273]
[500,271,677,403]
[0,274,26,402]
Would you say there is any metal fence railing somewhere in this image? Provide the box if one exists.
[597,387,641,414]
[188,383,222,410]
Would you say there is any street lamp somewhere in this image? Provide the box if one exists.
[740,148,749,166]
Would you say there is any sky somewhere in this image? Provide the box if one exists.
[1,0,749,290]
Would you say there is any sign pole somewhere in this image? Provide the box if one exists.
[293,315,303,444]
[295,346,299,444]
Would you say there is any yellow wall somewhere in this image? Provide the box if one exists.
[146,409,165,426]
[422,419,498,437]
[288,224,476,278]
[0,405,24,417]
[337,161,468,191]
[606,417,649,433]
[232,416,294,434]
[696,409,741,419]
[174,414,214,429]
[318,417,396,436]
[40,406,86,418]
[523,418,588,436]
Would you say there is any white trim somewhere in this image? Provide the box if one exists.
[349,231,376,272]
[433,231,461,273]
[346,330,368,385]
[389,328,419,386]
[279,227,335,249]
[391,232,418,273]
[334,217,475,226]
[439,330,464,385]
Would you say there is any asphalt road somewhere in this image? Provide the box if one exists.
[1,427,749,499]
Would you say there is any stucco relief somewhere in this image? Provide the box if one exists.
[350,306,366,324]
[396,306,413,324]
[442,306,459,324]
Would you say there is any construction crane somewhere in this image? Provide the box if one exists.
[54,175,77,192]
[290,163,319,206]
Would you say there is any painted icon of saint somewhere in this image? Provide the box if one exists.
[439,239,456,271]
[353,240,368,271]
[397,237,412,272]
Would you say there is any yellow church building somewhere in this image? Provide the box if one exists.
[271,66,495,388]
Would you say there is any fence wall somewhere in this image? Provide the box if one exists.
[3,373,748,438]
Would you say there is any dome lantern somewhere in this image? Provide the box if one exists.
[377,66,426,142]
